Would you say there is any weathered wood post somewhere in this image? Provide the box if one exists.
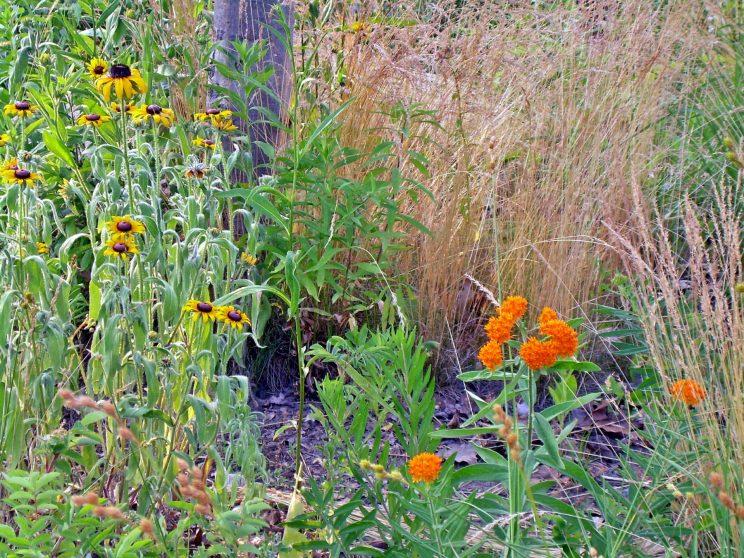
[212,0,294,175]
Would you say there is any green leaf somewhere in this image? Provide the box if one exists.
[42,130,77,168]
[539,392,600,422]
[533,414,563,468]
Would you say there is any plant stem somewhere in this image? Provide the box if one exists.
[294,316,305,476]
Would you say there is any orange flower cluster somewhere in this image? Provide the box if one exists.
[669,379,706,407]
[518,307,579,370]
[407,452,442,483]
[478,295,528,370]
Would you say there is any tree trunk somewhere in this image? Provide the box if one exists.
[212,0,294,175]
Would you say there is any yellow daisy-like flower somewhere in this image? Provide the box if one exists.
[3,100,38,119]
[212,115,238,131]
[2,167,41,186]
[87,58,109,79]
[36,242,49,255]
[407,453,442,483]
[110,102,133,114]
[95,64,147,101]
[217,305,251,330]
[194,108,238,131]
[77,113,112,127]
[183,299,219,321]
[240,252,258,266]
[106,215,145,235]
[192,137,216,150]
[103,233,139,261]
[2,158,18,171]
[131,104,176,128]
[194,108,232,122]
[0,133,11,146]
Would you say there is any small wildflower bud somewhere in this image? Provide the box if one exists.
[77,396,97,409]
[196,491,211,506]
[71,495,86,506]
[723,137,735,149]
[92,506,107,517]
[359,459,371,469]
[374,471,386,480]
[506,432,519,448]
[388,470,405,483]
[176,458,189,471]
[371,464,385,473]
[735,283,744,294]
[58,389,75,401]
[84,492,99,505]
[98,401,117,417]
[709,472,724,489]
[718,491,735,511]
[589,548,599,558]
[194,503,211,515]
[140,518,155,537]
[736,505,744,520]
[685,492,694,499]
[117,427,137,442]
[666,483,683,498]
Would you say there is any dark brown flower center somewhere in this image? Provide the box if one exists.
[196,302,213,313]
[93,65,105,75]
[109,64,132,79]
[85,113,101,121]
[112,242,128,253]
[227,310,242,322]
[116,221,133,232]
[14,101,30,110]
[205,108,221,115]
[146,104,162,115]
[14,169,31,179]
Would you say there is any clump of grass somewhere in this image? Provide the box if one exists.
[310,0,707,372]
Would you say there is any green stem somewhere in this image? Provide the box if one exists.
[294,316,305,476]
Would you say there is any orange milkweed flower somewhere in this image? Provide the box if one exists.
[485,313,515,344]
[500,295,528,320]
[669,379,706,407]
[519,337,558,370]
[478,340,503,370]
[538,306,559,326]
[540,319,579,358]
[407,452,442,483]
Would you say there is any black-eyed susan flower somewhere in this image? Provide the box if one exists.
[194,108,238,131]
[192,137,216,150]
[103,233,139,261]
[3,100,38,119]
[194,108,231,122]
[77,113,112,128]
[0,133,10,146]
[183,299,219,321]
[110,102,133,114]
[2,167,41,186]
[131,104,176,128]
[106,215,145,235]
[240,252,258,266]
[211,114,238,131]
[185,162,209,179]
[2,158,18,171]
[87,58,109,79]
[96,64,147,101]
[36,242,49,255]
[217,305,251,329]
